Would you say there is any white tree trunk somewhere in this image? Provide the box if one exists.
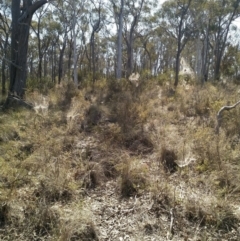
[72,0,78,86]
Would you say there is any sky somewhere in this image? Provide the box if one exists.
[159,0,167,4]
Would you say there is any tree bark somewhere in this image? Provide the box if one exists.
[174,51,180,87]
[8,0,47,100]
[2,57,6,95]
[1,33,9,95]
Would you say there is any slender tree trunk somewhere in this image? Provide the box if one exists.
[143,41,152,73]
[202,21,210,83]
[116,0,124,79]
[126,37,134,76]
[195,37,202,83]
[1,34,8,95]
[2,58,6,95]
[68,38,73,77]
[36,24,42,81]
[72,1,78,86]
[58,38,67,84]
[174,52,180,87]
[43,52,47,77]
[38,54,43,81]
[51,44,56,83]
[214,39,221,81]
[174,24,182,87]
[90,32,96,82]
[89,2,101,83]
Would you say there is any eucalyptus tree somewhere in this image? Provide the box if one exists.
[0,0,11,94]
[31,5,50,81]
[89,0,103,83]
[123,0,145,76]
[221,44,240,79]
[5,0,50,104]
[42,16,61,82]
[208,0,240,81]
[188,0,240,82]
[63,0,87,85]
[133,1,158,74]
[26,10,60,82]
[160,0,194,87]
[52,1,72,84]
[110,0,124,79]
[45,15,61,79]
[149,27,176,75]
[110,0,157,77]
[71,0,78,86]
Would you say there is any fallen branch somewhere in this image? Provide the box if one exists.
[215,100,240,134]
[167,208,174,240]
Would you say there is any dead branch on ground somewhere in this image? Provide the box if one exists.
[215,100,240,134]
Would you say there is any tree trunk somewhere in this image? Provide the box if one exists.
[1,36,8,95]
[214,56,221,81]
[195,37,202,83]
[43,52,48,77]
[213,2,239,81]
[126,37,134,76]
[126,15,138,77]
[89,2,101,83]
[38,53,43,81]
[116,0,124,79]
[2,58,6,95]
[90,32,95,82]
[8,0,47,100]
[58,38,67,84]
[174,23,182,87]
[201,21,210,83]
[72,1,78,86]
[36,23,42,81]
[67,38,73,77]
[143,41,152,73]
[174,52,180,87]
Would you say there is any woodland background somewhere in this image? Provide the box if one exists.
[1,1,240,241]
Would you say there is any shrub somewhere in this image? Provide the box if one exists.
[117,158,149,197]
[159,147,178,173]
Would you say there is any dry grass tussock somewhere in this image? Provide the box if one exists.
[0,80,240,240]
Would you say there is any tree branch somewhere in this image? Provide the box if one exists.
[215,100,240,134]
[18,0,48,22]
[29,0,48,15]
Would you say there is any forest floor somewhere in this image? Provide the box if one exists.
[0,78,240,240]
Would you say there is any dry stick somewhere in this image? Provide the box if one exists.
[169,208,174,235]
[215,100,240,134]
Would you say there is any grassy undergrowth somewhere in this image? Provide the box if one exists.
[0,79,240,240]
